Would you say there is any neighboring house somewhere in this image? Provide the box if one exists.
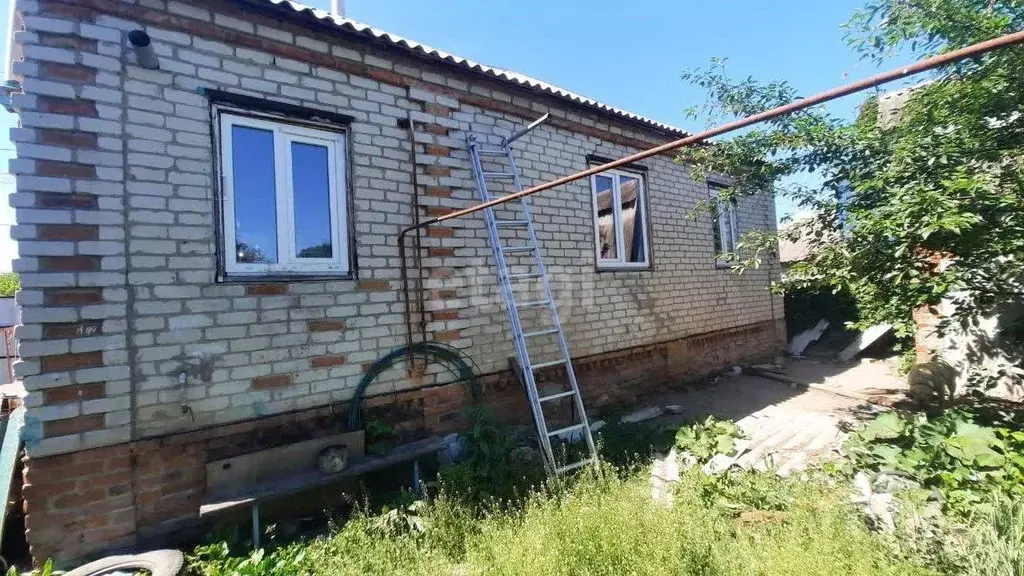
[6,0,784,562]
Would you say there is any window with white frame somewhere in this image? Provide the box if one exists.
[709,183,738,265]
[589,169,650,269]
[217,111,349,277]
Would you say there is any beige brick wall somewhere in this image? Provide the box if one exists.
[10,0,783,456]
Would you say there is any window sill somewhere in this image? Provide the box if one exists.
[596,264,653,272]
[219,272,355,283]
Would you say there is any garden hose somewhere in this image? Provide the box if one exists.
[346,342,481,430]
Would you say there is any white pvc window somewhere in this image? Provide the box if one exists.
[710,183,738,266]
[590,169,650,269]
[217,111,349,277]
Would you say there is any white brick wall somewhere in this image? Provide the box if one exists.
[10,0,784,452]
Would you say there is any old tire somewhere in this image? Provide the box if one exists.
[65,550,184,576]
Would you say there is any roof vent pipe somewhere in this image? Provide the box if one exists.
[330,0,345,18]
[127,30,160,70]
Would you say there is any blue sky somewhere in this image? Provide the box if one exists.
[0,0,907,271]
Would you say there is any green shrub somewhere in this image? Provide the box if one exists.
[844,409,1024,513]
[674,415,745,463]
[0,273,18,298]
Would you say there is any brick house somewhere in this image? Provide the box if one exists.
[5,0,785,562]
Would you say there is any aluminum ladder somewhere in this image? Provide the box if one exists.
[466,115,598,475]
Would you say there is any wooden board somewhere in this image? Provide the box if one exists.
[201,435,448,516]
[0,406,24,541]
[206,430,364,495]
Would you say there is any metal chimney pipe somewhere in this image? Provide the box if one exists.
[330,0,344,17]
[127,30,160,70]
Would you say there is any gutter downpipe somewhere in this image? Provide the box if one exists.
[396,30,1024,369]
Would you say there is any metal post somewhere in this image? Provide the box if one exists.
[251,504,260,549]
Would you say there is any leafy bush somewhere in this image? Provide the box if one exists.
[0,273,18,298]
[844,409,1024,513]
[674,415,745,463]
[698,468,794,514]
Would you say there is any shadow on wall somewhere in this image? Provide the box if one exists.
[940,295,1024,401]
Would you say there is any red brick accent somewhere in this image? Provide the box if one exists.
[310,354,346,368]
[433,330,461,342]
[42,321,102,340]
[423,186,451,198]
[428,247,455,257]
[246,283,288,296]
[431,310,460,321]
[422,124,450,136]
[36,192,98,210]
[38,129,98,149]
[430,288,458,299]
[43,414,105,437]
[308,319,345,332]
[427,227,453,238]
[423,144,451,156]
[357,280,391,291]
[429,267,454,279]
[43,383,105,404]
[38,33,97,52]
[44,288,103,306]
[39,62,96,84]
[251,374,292,390]
[38,256,100,272]
[424,206,454,217]
[423,103,453,117]
[37,0,97,21]
[40,351,103,373]
[37,160,96,179]
[38,224,99,241]
[38,97,98,117]
[18,318,783,564]
[424,165,451,177]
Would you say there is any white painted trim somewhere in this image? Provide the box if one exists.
[217,110,349,277]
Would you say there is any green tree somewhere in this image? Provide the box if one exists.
[682,0,1024,341]
[0,273,18,298]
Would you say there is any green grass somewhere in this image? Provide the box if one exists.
[188,467,938,576]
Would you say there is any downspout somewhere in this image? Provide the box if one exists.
[399,114,427,374]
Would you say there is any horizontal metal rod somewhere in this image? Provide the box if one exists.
[398,29,1024,237]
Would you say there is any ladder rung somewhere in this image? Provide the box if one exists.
[523,328,559,338]
[508,272,543,281]
[477,149,507,156]
[532,357,568,370]
[557,458,595,474]
[483,172,516,179]
[516,299,551,309]
[502,245,535,253]
[539,390,576,402]
[495,220,528,227]
[548,423,585,437]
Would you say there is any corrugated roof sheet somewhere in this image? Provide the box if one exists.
[256,0,688,137]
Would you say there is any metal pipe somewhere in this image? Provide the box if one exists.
[330,0,345,18]
[396,29,1024,353]
[400,114,428,374]
[400,30,1024,236]
[504,112,550,146]
[127,30,159,70]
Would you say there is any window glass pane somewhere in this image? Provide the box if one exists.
[712,202,723,255]
[620,175,645,263]
[594,174,618,261]
[291,142,333,259]
[231,125,277,264]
